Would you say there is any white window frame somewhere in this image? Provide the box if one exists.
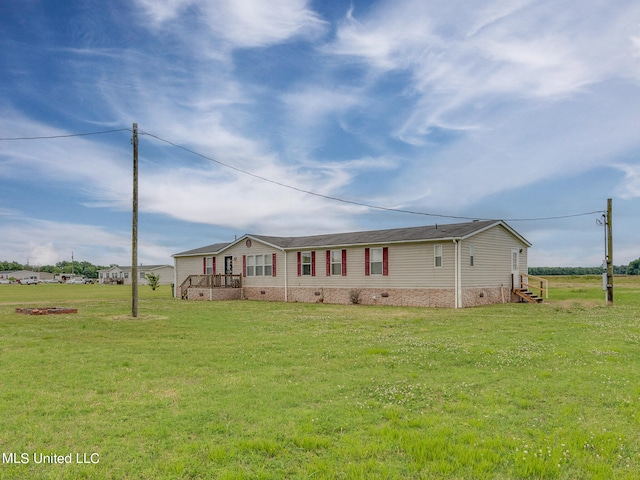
[301,251,312,276]
[331,250,343,276]
[255,255,263,276]
[370,247,383,275]
[205,257,213,275]
[434,245,443,268]
[247,254,273,276]
[264,254,272,276]
[246,255,255,276]
[469,245,475,267]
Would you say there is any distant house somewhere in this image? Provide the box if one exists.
[0,270,53,283]
[98,265,174,286]
[173,220,540,308]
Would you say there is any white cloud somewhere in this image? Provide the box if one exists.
[327,0,640,143]
[0,111,365,238]
[134,0,192,24]
[281,87,361,127]
[1,216,129,266]
[135,0,327,48]
[615,164,640,199]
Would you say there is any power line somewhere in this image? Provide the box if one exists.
[0,125,606,223]
[0,128,131,141]
[140,130,604,223]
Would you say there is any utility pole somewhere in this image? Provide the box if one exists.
[132,123,139,317]
[606,197,613,305]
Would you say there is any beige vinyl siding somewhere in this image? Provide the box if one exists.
[143,266,174,285]
[174,255,206,290]
[220,241,282,287]
[286,242,455,289]
[461,225,528,288]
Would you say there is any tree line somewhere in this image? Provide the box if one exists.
[3,257,639,279]
[0,260,108,279]
[529,258,640,276]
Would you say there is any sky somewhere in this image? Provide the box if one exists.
[1,0,639,269]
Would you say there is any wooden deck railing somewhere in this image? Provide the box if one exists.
[179,274,242,299]
[517,273,549,299]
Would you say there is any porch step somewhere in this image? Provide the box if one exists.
[514,288,543,303]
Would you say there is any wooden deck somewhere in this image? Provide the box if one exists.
[180,274,242,299]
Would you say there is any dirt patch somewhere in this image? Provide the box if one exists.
[15,307,78,315]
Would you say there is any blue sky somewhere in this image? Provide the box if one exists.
[1,0,639,268]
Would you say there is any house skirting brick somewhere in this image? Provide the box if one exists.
[186,285,514,308]
[461,286,512,307]
[242,287,286,302]
[241,286,455,307]
[187,287,242,301]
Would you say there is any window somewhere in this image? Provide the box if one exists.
[246,255,275,276]
[205,257,214,275]
[331,250,343,275]
[370,248,383,275]
[434,245,442,267]
[255,255,263,276]
[140,271,146,279]
[365,247,388,276]
[301,251,312,276]
[264,255,272,276]
[469,245,475,267]
[246,255,255,276]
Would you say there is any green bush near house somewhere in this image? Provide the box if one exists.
[145,272,161,291]
[0,278,639,479]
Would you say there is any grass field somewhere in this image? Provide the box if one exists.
[1,277,639,479]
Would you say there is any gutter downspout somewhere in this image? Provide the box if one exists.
[453,239,459,309]
[173,257,178,299]
[453,239,462,308]
[458,238,462,308]
[283,248,288,302]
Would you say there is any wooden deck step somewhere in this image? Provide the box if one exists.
[514,288,543,303]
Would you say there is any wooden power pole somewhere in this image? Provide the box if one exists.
[606,198,613,305]
[132,123,139,317]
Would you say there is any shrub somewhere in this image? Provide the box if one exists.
[349,289,362,305]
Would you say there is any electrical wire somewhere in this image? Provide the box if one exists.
[0,126,606,222]
[140,130,605,222]
[0,128,131,141]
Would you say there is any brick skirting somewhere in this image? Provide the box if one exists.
[185,286,512,308]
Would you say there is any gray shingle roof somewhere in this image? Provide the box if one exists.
[252,220,500,249]
[98,265,173,271]
[174,220,530,257]
[173,242,231,257]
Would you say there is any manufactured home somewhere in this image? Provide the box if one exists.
[98,265,174,286]
[173,220,544,308]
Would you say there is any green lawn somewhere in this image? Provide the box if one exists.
[1,279,639,479]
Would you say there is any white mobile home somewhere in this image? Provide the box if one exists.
[173,220,542,308]
[98,265,174,286]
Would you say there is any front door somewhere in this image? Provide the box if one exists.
[511,248,520,289]
[225,256,233,286]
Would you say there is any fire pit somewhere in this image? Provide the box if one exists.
[15,307,78,315]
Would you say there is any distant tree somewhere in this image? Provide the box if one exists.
[528,265,631,276]
[0,261,24,271]
[145,272,160,291]
[628,258,640,276]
